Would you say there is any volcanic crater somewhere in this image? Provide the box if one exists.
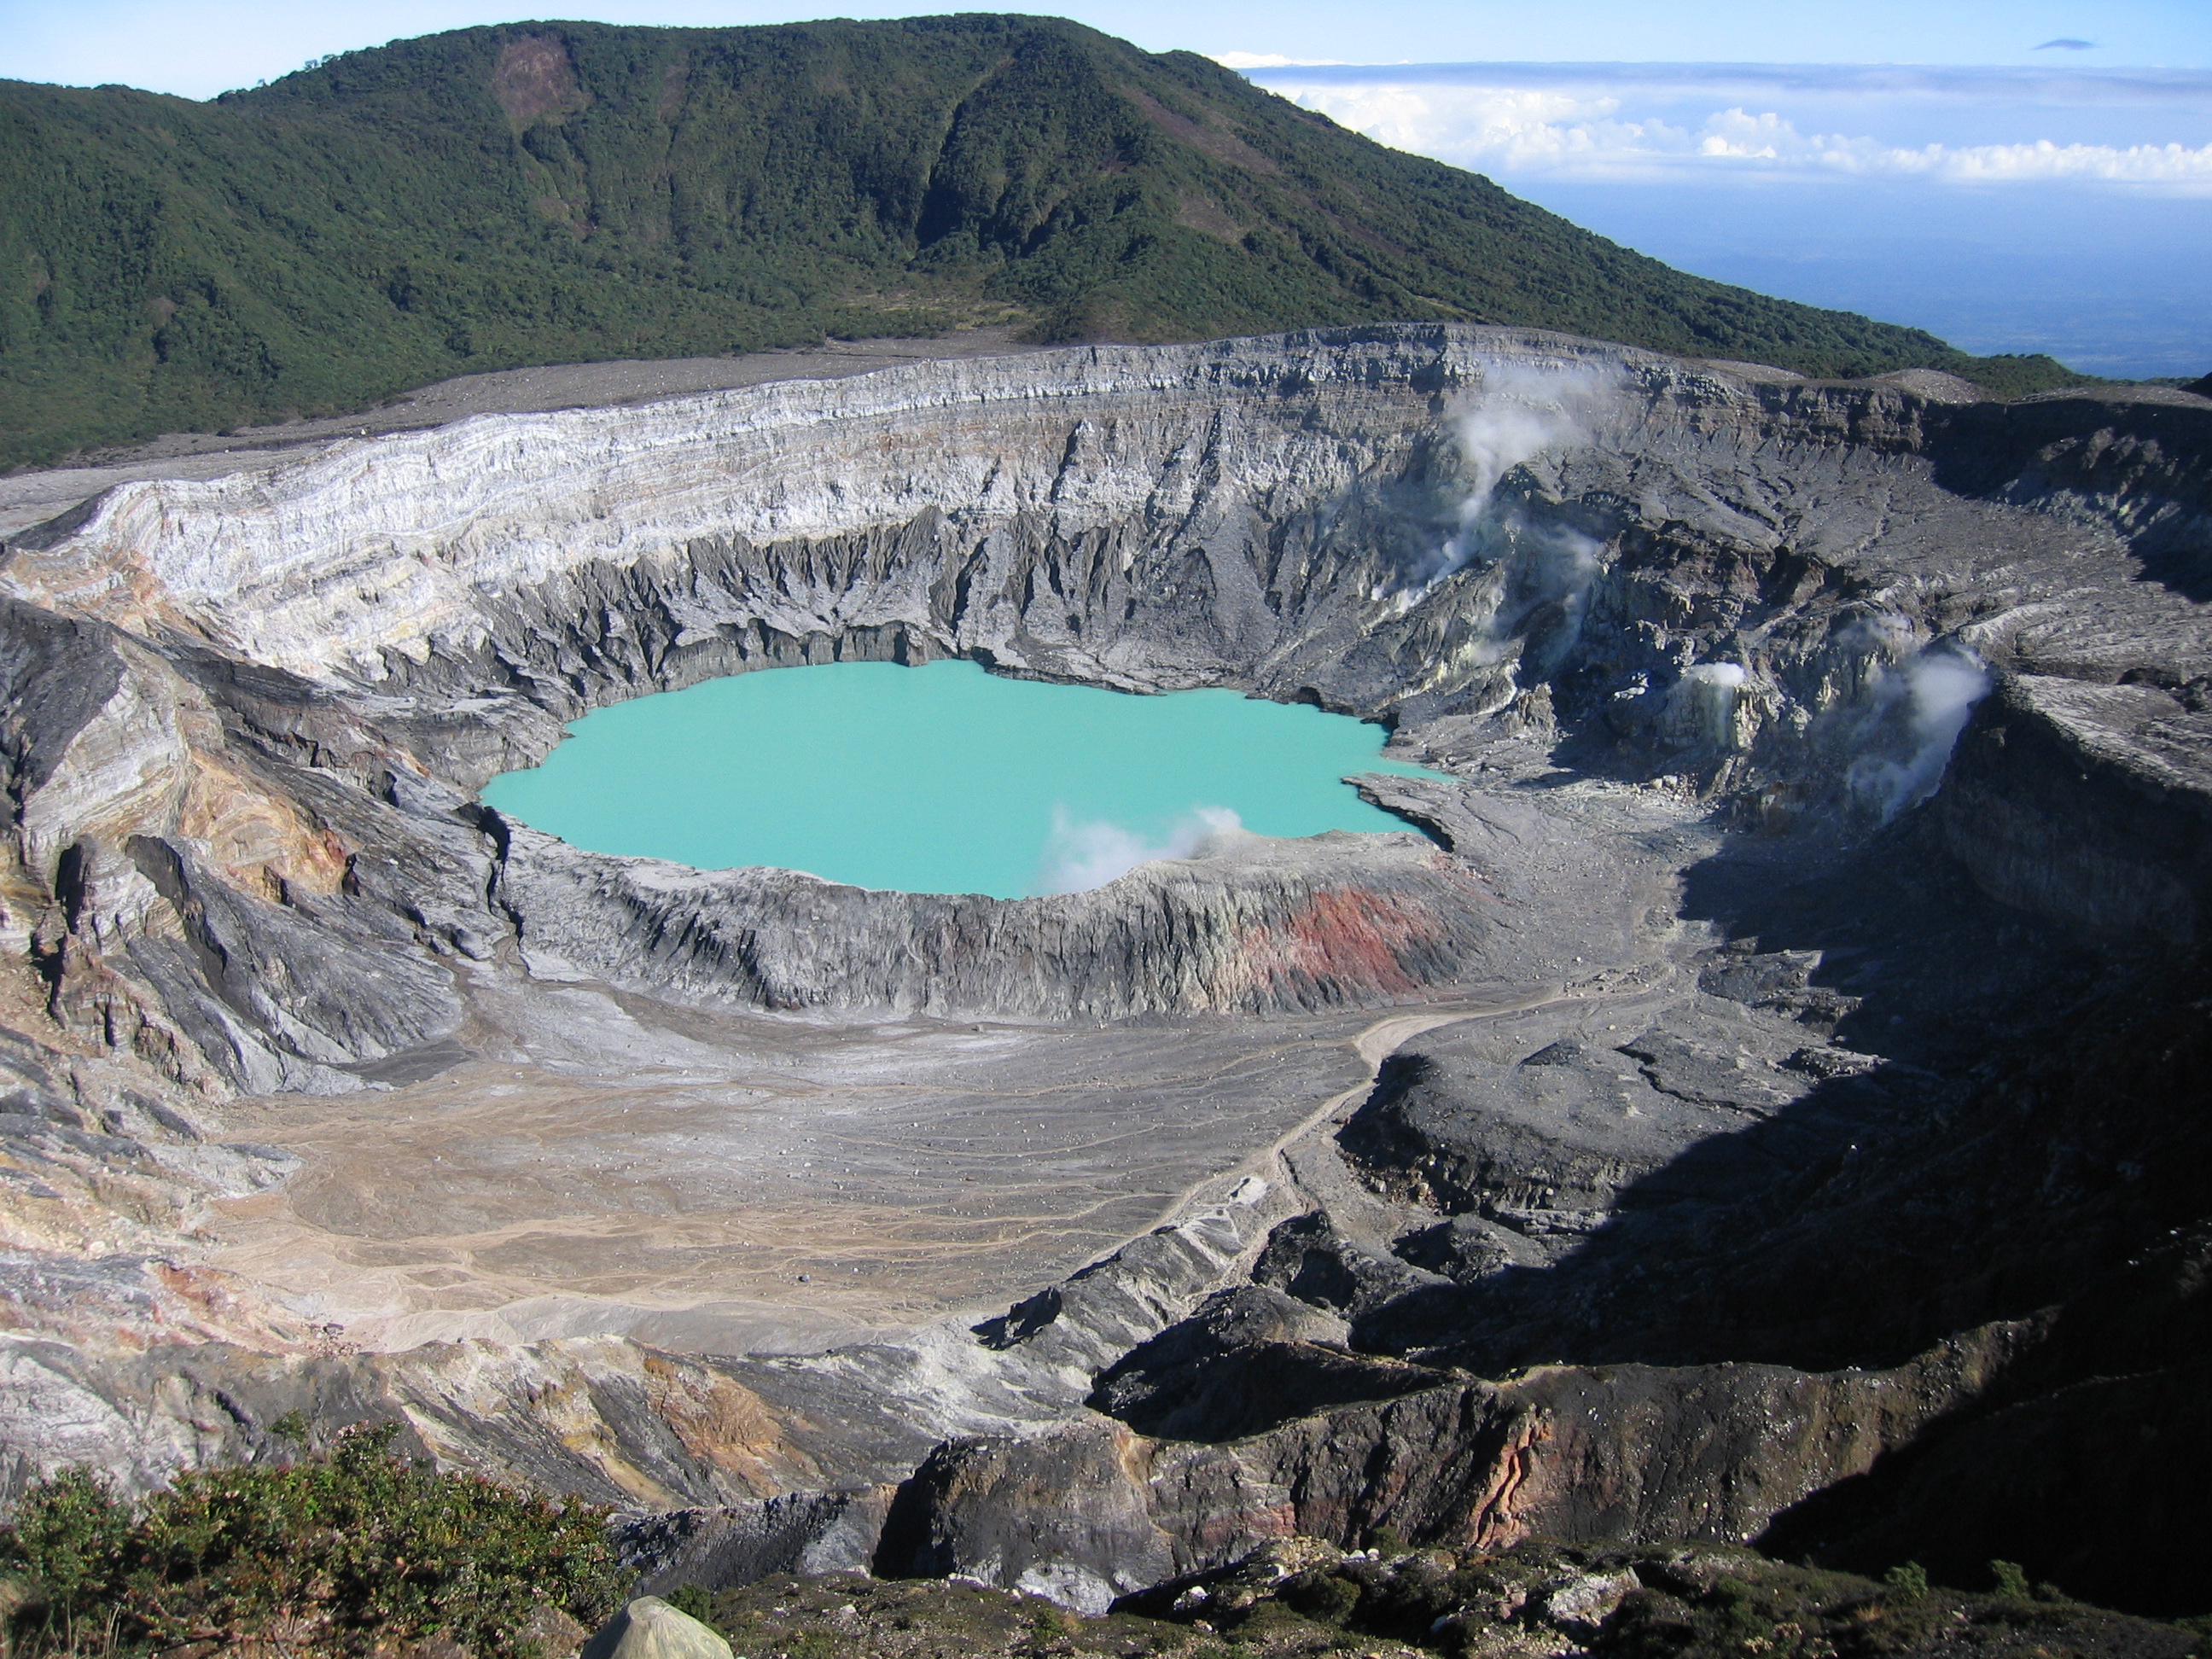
[1,324,2207,1616]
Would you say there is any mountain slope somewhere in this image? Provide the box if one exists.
[0,15,2078,469]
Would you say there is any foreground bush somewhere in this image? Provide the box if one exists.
[0,1423,623,1658]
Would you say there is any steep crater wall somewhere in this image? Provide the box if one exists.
[3,325,2206,1074]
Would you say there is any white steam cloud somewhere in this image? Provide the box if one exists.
[1846,645,1992,819]
[1377,364,1614,692]
[1454,364,1605,505]
[1382,361,1612,608]
[1028,806,1245,896]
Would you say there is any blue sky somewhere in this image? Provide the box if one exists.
[5,1,2206,103]
[3,2,2206,375]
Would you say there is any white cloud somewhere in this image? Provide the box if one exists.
[1245,65,2212,196]
[1862,137,2212,188]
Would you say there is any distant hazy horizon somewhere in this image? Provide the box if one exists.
[1241,61,2209,378]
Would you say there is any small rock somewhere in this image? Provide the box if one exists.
[1697,950,1819,1004]
[1783,1045,1878,1080]
[517,1604,591,1659]
[580,1598,733,1659]
[1490,1206,1607,1237]
[1520,1041,1590,1068]
[1536,1569,1639,1633]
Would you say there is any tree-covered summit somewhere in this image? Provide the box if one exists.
[0,15,2079,469]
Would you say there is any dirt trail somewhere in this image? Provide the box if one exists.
[1129,981,1603,1247]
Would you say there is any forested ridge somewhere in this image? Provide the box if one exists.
[0,14,2081,469]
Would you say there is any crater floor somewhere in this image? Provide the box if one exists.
[204,987,1396,1353]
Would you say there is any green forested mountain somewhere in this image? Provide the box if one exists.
[0,15,2078,469]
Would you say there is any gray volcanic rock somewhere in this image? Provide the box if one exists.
[581,1598,732,1659]
[1249,1211,1445,1318]
[1336,1014,1790,1222]
[881,1319,2027,1606]
[1084,1285,1441,1440]
[0,323,2209,1619]
[499,823,1489,1020]
[621,1488,899,1595]
[874,1422,1185,1614]
[974,1206,1261,1376]
[1937,672,2212,944]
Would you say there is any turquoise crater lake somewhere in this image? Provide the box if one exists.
[480,660,1446,899]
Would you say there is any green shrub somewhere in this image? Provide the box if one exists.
[1032,1604,1082,1637]
[1988,1560,2030,1599]
[1882,1563,1930,1602]
[1278,1569,1361,1625]
[663,1583,719,1628]
[1706,1576,1771,1641]
[0,1424,624,1659]
[2168,1611,2212,1647]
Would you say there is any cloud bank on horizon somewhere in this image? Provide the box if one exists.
[1230,58,2209,376]
[1233,62,2212,195]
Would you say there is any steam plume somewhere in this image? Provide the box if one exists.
[1382,361,1614,606]
[1671,661,1749,748]
[1029,806,1245,895]
[1846,644,1991,818]
[1378,358,1616,695]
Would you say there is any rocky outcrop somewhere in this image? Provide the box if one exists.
[1086,1285,1428,1439]
[1938,674,2212,945]
[621,1489,899,1594]
[882,1318,2026,1609]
